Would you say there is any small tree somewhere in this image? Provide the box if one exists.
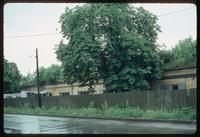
[38,64,63,85]
[45,64,63,84]
[20,73,35,88]
[171,36,196,67]
[4,58,22,93]
[159,36,196,69]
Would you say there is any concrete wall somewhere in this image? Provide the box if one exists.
[4,89,196,109]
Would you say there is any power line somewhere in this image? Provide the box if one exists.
[158,6,195,17]
[4,6,195,38]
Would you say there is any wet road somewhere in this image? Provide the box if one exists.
[4,114,196,134]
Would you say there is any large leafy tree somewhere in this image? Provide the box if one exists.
[56,3,163,93]
[4,58,22,93]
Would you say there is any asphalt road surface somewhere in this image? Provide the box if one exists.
[4,114,196,134]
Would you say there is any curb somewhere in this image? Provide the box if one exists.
[4,113,196,125]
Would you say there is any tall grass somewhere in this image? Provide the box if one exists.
[4,102,196,120]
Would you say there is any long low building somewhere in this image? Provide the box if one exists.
[22,82,105,96]
[150,65,196,91]
[22,65,196,96]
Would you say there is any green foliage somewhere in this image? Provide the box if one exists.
[159,36,196,69]
[20,73,36,88]
[39,64,63,85]
[4,58,22,93]
[20,64,63,87]
[56,3,163,92]
[171,36,196,67]
[143,109,172,119]
[143,107,196,120]
[177,107,196,120]
[4,106,196,120]
[158,50,173,69]
[37,67,46,85]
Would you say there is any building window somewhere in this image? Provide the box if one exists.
[59,92,69,96]
[172,84,178,90]
[160,84,185,91]
[178,84,186,90]
[160,85,171,90]
[192,77,195,80]
[78,91,88,95]
[48,93,52,96]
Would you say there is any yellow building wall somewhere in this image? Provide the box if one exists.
[150,67,196,91]
[23,67,196,94]
[151,77,196,90]
[90,84,105,94]
[41,83,105,96]
[44,86,72,96]
[186,77,196,89]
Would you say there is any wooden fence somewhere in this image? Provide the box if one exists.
[4,89,196,109]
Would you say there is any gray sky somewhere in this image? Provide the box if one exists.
[4,3,196,76]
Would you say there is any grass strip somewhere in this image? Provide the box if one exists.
[4,105,196,121]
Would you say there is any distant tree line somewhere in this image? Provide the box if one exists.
[3,62,64,93]
[159,36,196,70]
[20,64,64,88]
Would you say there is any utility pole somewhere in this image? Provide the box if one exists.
[36,48,41,108]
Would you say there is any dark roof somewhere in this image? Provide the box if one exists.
[162,73,196,80]
[165,65,196,72]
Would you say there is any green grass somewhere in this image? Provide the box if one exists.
[4,105,196,121]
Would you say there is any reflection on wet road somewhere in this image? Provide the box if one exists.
[4,114,196,134]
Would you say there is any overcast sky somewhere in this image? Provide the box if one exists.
[4,3,196,76]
